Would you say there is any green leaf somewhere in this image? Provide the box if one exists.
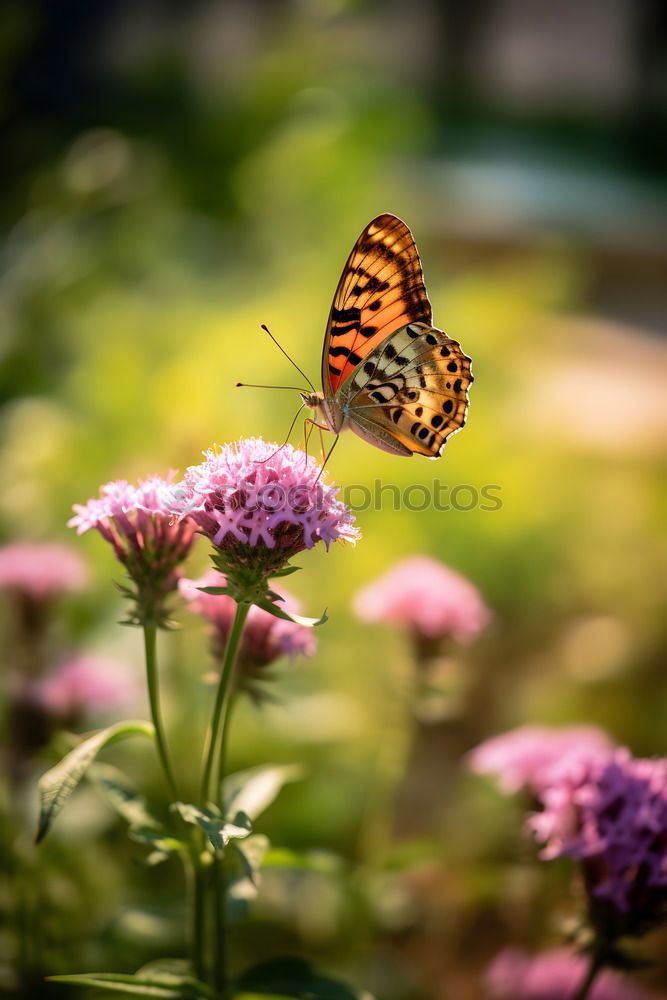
[269,565,301,578]
[235,958,373,1000]
[129,825,187,857]
[47,970,216,998]
[223,764,303,822]
[90,763,161,830]
[173,802,251,851]
[227,834,270,897]
[36,720,155,843]
[254,599,328,628]
[197,586,230,596]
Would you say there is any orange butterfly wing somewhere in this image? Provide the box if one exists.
[322,214,432,396]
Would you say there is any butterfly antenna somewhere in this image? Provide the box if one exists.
[235,383,307,391]
[260,324,316,393]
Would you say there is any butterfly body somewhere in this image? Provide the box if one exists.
[304,214,472,459]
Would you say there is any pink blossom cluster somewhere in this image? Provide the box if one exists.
[486,948,655,1000]
[529,748,667,931]
[170,439,359,574]
[29,655,137,720]
[180,570,316,678]
[469,725,667,937]
[468,724,614,796]
[353,555,489,642]
[69,476,195,564]
[0,542,88,599]
[69,475,198,623]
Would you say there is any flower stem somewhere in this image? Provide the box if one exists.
[185,849,207,983]
[199,603,249,805]
[571,952,604,1000]
[142,624,178,802]
[198,601,249,995]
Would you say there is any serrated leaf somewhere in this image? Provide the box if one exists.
[47,971,216,998]
[235,957,373,1000]
[222,764,303,822]
[36,720,155,843]
[173,802,251,851]
[254,599,328,628]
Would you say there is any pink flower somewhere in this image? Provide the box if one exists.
[30,655,138,720]
[468,725,614,795]
[169,439,358,581]
[486,948,655,1000]
[352,555,489,642]
[0,542,87,600]
[69,476,197,625]
[528,749,667,936]
[180,569,316,689]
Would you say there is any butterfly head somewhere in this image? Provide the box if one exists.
[300,391,342,434]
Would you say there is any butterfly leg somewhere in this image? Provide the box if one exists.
[303,418,330,464]
[315,434,340,483]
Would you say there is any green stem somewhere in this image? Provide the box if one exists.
[213,856,227,997]
[142,624,178,802]
[199,603,249,805]
[571,952,604,1000]
[185,850,207,982]
[217,690,238,798]
[213,689,239,996]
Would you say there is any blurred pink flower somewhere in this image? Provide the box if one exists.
[529,748,667,936]
[169,439,358,580]
[486,948,654,1000]
[468,724,614,795]
[69,475,197,625]
[30,654,138,720]
[180,569,316,686]
[352,555,489,641]
[0,542,87,600]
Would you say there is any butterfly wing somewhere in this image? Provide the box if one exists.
[322,214,432,397]
[338,322,473,458]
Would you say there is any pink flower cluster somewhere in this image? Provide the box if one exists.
[468,724,614,795]
[69,476,195,564]
[170,439,359,575]
[69,476,198,623]
[529,749,667,931]
[469,725,667,937]
[0,542,88,599]
[180,569,316,678]
[486,948,655,1000]
[353,555,489,642]
[30,655,137,720]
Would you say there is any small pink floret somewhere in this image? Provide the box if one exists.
[0,542,88,599]
[487,947,655,1000]
[468,724,614,795]
[180,569,316,667]
[353,555,489,641]
[31,655,137,718]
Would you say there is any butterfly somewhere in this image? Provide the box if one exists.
[300,213,473,461]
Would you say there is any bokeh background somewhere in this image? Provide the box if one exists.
[1,1,666,998]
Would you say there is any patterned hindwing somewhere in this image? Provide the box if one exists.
[322,214,432,396]
[339,322,473,458]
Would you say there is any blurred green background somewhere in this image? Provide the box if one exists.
[1,1,666,998]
